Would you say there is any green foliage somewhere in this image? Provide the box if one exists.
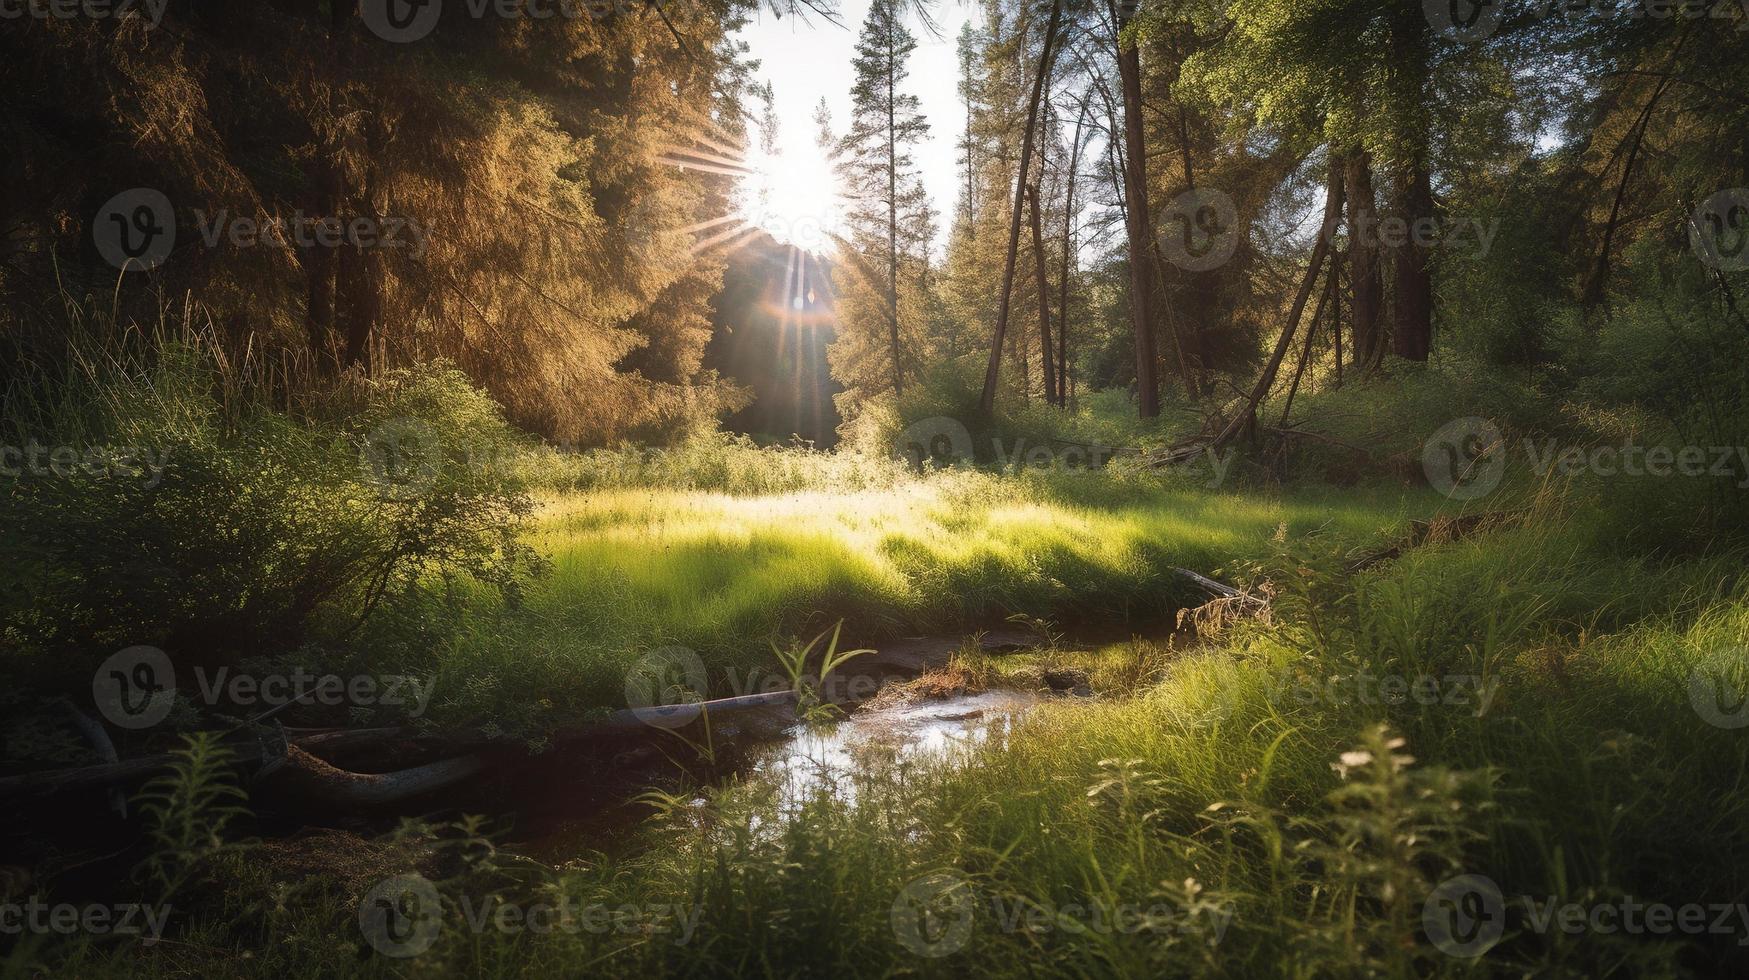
[770,620,875,723]
[134,733,250,897]
[0,301,539,723]
[0,3,755,445]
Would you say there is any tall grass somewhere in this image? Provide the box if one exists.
[76,491,1749,977]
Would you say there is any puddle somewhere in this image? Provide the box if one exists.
[751,689,1042,814]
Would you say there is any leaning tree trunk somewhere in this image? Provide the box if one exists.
[1209,156,1345,449]
[979,0,1064,413]
[1113,2,1160,418]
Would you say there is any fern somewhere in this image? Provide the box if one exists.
[133,732,250,897]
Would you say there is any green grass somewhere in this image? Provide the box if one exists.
[66,489,1749,978]
[14,330,1749,977]
[420,471,1460,736]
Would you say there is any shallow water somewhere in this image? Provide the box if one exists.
[751,689,1042,814]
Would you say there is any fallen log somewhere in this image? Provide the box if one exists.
[1347,511,1518,574]
[262,745,485,809]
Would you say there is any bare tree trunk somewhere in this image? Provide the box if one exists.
[1028,183,1058,406]
[979,0,1064,413]
[1344,151,1383,369]
[1113,2,1160,418]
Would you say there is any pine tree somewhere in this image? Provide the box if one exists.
[831,0,934,403]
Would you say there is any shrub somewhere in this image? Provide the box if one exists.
[0,301,538,721]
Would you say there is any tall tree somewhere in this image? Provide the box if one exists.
[1344,151,1384,368]
[1111,0,1160,417]
[978,0,1064,413]
[837,0,933,397]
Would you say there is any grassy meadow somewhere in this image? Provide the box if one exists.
[6,324,1749,978]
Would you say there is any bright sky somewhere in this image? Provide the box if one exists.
[735,0,973,256]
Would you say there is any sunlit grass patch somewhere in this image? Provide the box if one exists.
[426,474,1454,732]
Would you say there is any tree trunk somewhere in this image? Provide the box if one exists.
[886,27,904,395]
[1278,260,1335,427]
[1059,104,1088,408]
[1171,102,1206,397]
[1391,156,1433,362]
[1343,151,1384,369]
[979,0,1063,413]
[338,159,383,371]
[1028,183,1058,406]
[1114,4,1160,418]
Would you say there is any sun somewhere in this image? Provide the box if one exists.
[738,139,844,255]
